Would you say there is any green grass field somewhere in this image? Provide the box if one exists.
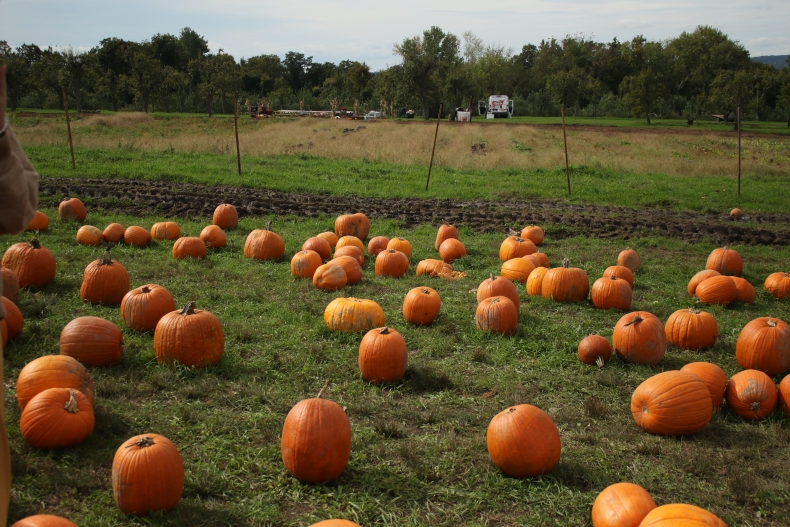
[2,201,790,526]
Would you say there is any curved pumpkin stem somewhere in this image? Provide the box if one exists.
[378,327,391,335]
[179,301,197,316]
[29,237,42,249]
[317,380,330,399]
[99,248,114,265]
[767,320,777,328]
[595,356,605,368]
[623,315,643,327]
[64,389,80,413]
[264,221,272,231]
[561,258,570,268]
[141,285,151,294]
[131,436,156,449]
[688,308,700,314]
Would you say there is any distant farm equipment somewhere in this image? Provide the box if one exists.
[478,95,514,119]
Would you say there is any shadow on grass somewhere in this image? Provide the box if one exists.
[402,362,454,393]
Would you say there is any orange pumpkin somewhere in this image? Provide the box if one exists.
[680,362,727,410]
[617,249,640,272]
[1,238,57,288]
[526,266,549,296]
[212,203,239,229]
[726,369,777,420]
[79,248,130,306]
[11,514,78,527]
[386,237,412,257]
[154,302,224,368]
[402,286,441,325]
[603,265,634,288]
[308,521,361,527]
[475,296,518,335]
[591,482,657,527]
[123,226,151,247]
[524,251,550,269]
[778,374,790,416]
[25,211,49,232]
[764,271,790,299]
[313,263,347,291]
[477,275,520,310]
[76,225,103,246]
[375,249,409,278]
[541,258,589,303]
[577,335,611,367]
[631,370,712,435]
[290,250,323,279]
[281,382,351,483]
[706,246,742,276]
[519,225,544,246]
[730,207,743,218]
[591,275,632,311]
[687,269,720,296]
[438,238,466,263]
[735,317,790,376]
[665,308,718,351]
[150,221,181,241]
[172,237,207,259]
[336,235,365,254]
[316,231,338,248]
[334,213,370,239]
[695,275,737,306]
[332,256,362,285]
[102,223,126,243]
[199,225,227,249]
[60,316,125,366]
[613,311,666,365]
[112,434,184,516]
[120,284,176,332]
[1,267,19,303]
[499,236,536,261]
[487,404,560,477]
[57,197,86,222]
[243,222,285,261]
[358,327,407,383]
[303,236,332,261]
[20,388,94,449]
[731,276,756,303]
[324,297,385,333]
[435,224,459,251]
[367,236,389,256]
[333,245,364,265]
[1,297,23,341]
[16,355,95,410]
[500,257,536,283]
[416,259,452,278]
[638,503,726,527]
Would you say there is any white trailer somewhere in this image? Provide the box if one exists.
[478,95,514,119]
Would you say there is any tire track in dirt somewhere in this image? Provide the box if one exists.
[39,177,790,246]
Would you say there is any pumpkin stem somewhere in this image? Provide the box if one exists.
[265,221,272,231]
[421,288,431,294]
[179,301,196,316]
[767,320,777,327]
[609,275,618,281]
[689,308,700,314]
[317,380,330,399]
[99,248,114,265]
[561,258,570,268]
[378,327,391,335]
[64,389,80,413]
[623,315,643,327]
[595,356,605,368]
[490,297,501,304]
[750,401,761,413]
[29,237,41,249]
[490,273,495,281]
[141,285,151,293]
[131,436,156,449]
[516,237,525,242]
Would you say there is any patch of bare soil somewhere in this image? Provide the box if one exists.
[39,177,790,246]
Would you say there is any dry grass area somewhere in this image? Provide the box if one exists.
[14,113,790,178]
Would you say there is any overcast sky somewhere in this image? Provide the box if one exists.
[2,0,788,69]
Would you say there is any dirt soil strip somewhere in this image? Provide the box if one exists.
[40,177,790,246]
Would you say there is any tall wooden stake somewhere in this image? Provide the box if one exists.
[562,108,570,197]
[233,94,242,176]
[425,103,443,191]
[468,96,474,120]
[62,87,75,169]
[737,105,741,198]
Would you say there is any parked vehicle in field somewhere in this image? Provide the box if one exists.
[364,111,383,120]
[478,95,514,119]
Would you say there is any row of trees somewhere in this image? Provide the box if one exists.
[2,26,789,123]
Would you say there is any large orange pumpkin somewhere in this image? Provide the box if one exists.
[120,284,176,332]
[199,224,227,249]
[639,504,726,527]
[680,362,727,410]
[687,269,720,296]
[477,274,520,310]
[1,238,57,288]
[123,226,151,247]
[735,317,790,376]
[1,297,23,341]
[291,250,323,279]
[520,225,544,246]
[603,265,634,288]
[25,211,49,232]
[386,237,412,257]
[331,255,362,285]
[1,267,19,302]
[526,266,549,296]
[438,238,466,263]
[281,382,351,483]
[303,236,332,261]
[334,213,370,239]
[57,197,86,222]
[731,276,756,303]
[475,296,518,335]
[243,222,285,261]
[172,237,207,259]
[591,482,657,527]
[706,246,742,276]
[16,355,95,410]
[11,514,78,527]
[79,248,130,306]
[591,275,632,311]
[60,316,125,366]
[499,236,537,261]
[617,249,640,272]
[578,335,611,367]
[500,257,536,284]
[631,370,712,435]
[541,258,589,303]
[75,225,103,246]
[358,327,407,383]
[112,434,184,516]
[695,275,737,306]
[150,221,181,241]
[375,249,409,278]
[613,311,666,365]
[726,369,777,420]
[665,308,718,351]
[154,302,224,368]
[102,222,126,243]
[20,388,94,449]
[486,404,561,478]
[324,297,385,333]
[316,231,338,248]
[313,263,347,291]
[435,224,459,251]
[416,259,452,278]
[333,245,364,266]
[212,204,239,229]
[336,235,365,254]
[367,236,389,256]
[402,286,441,326]
[764,272,790,299]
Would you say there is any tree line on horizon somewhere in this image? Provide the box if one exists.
[1,25,789,124]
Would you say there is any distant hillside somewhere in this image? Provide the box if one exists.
[752,55,788,68]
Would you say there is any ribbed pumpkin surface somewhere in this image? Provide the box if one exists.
[735,317,790,376]
[60,316,124,366]
[631,371,712,435]
[486,404,560,478]
[638,503,727,527]
[591,482,656,527]
[324,297,385,332]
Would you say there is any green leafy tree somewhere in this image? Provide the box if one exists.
[619,37,668,123]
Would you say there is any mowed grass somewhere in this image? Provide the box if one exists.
[2,199,790,526]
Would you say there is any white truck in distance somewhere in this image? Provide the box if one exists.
[478,95,514,119]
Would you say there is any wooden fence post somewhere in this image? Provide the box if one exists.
[62,87,75,169]
[425,103,443,191]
